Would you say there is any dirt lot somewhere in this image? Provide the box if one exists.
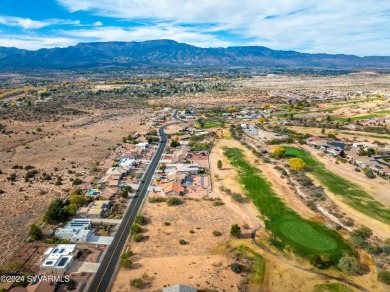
[0,109,145,265]
[112,199,250,291]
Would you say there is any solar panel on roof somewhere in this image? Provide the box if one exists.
[57,257,68,267]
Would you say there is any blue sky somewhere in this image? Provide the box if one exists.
[0,0,389,56]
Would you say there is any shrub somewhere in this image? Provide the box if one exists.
[133,234,144,242]
[310,255,331,269]
[134,214,147,225]
[179,239,187,245]
[365,244,382,255]
[230,263,242,274]
[163,222,171,226]
[121,251,132,259]
[72,178,82,186]
[364,168,376,179]
[213,230,222,236]
[217,160,223,169]
[120,257,133,269]
[289,158,306,171]
[28,224,43,241]
[66,279,76,290]
[262,157,271,163]
[130,278,147,289]
[351,227,373,239]
[378,270,390,285]
[338,256,360,274]
[131,224,142,234]
[232,193,244,203]
[350,235,367,248]
[272,146,286,158]
[148,197,166,203]
[213,200,224,206]
[230,224,242,238]
[167,197,182,206]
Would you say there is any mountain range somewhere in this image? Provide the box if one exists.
[1,39,390,69]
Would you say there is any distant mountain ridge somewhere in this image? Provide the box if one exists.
[1,39,390,69]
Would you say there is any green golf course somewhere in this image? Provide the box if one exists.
[284,146,390,225]
[224,147,352,264]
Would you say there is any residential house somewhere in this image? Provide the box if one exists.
[100,187,118,199]
[55,219,92,243]
[40,244,76,275]
[77,200,111,219]
[162,181,185,196]
[165,163,200,175]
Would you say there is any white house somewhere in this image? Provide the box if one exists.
[165,163,199,175]
[55,219,92,243]
[40,244,76,275]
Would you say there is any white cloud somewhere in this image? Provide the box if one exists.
[60,25,233,48]
[0,16,80,29]
[55,0,390,55]
[0,35,77,50]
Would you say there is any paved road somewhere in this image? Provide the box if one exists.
[88,111,179,292]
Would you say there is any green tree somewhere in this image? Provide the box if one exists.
[44,199,69,223]
[217,160,223,169]
[378,270,390,285]
[338,256,360,274]
[28,224,43,241]
[70,195,85,206]
[230,224,242,238]
[66,203,78,215]
[321,128,326,134]
[121,189,129,198]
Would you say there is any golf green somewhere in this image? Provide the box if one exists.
[279,221,338,251]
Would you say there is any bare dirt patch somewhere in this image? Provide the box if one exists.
[112,199,251,291]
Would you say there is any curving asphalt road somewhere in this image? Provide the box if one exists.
[88,111,181,292]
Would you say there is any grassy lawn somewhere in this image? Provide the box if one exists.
[314,283,353,292]
[279,221,338,251]
[224,147,352,264]
[237,245,266,286]
[339,131,390,140]
[331,110,390,122]
[202,122,222,128]
[284,146,390,225]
